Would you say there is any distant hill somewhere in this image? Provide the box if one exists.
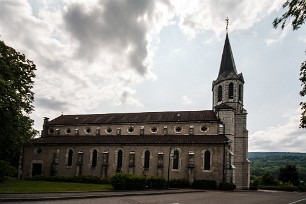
[248,152,306,181]
[249,152,306,159]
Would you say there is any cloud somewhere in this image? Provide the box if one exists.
[181,95,196,105]
[34,97,68,110]
[249,108,306,152]
[172,0,285,39]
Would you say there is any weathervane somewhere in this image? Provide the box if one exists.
[226,17,229,33]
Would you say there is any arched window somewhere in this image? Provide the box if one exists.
[68,149,73,166]
[144,150,150,169]
[238,84,243,101]
[92,149,98,168]
[228,83,234,99]
[172,149,179,170]
[217,85,222,102]
[204,151,211,170]
[117,150,123,172]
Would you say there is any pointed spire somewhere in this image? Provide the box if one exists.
[218,19,237,77]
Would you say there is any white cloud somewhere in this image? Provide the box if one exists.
[265,25,291,46]
[181,95,196,105]
[249,108,306,152]
[172,0,285,39]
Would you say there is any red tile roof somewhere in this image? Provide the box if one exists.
[48,110,218,125]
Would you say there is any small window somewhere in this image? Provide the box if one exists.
[116,150,123,172]
[96,128,100,136]
[228,82,234,99]
[66,128,71,134]
[75,129,79,135]
[129,151,135,167]
[200,125,208,132]
[85,127,91,134]
[217,85,222,102]
[151,126,158,133]
[172,150,179,170]
[106,127,112,134]
[175,126,182,133]
[144,150,150,169]
[128,126,134,133]
[204,151,211,170]
[92,149,98,168]
[49,128,54,134]
[238,84,243,101]
[67,149,73,166]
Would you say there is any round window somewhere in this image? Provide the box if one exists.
[106,127,112,134]
[85,127,91,134]
[128,126,134,133]
[151,126,158,133]
[175,126,182,133]
[200,126,208,132]
[66,128,71,134]
[49,128,54,134]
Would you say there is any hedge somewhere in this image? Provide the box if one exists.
[219,182,236,191]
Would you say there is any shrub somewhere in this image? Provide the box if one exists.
[110,173,129,190]
[169,178,189,188]
[219,182,236,191]
[146,176,166,189]
[192,180,217,190]
[126,175,146,190]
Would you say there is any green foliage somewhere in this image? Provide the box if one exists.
[30,175,110,184]
[169,178,189,188]
[278,164,299,186]
[192,179,217,190]
[273,0,306,128]
[218,182,236,191]
[249,152,306,182]
[258,184,299,192]
[110,173,147,190]
[146,176,166,189]
[0,160,17,182]
[261,172,279,186]
[0,40,37,167]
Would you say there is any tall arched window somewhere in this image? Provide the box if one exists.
[68,149,73,166]
[217,85,222,102]
[117,150,123,172]
[172,150,179,170]
[238,84,243,101]
[92,149,98,168]
[204,151,211,170]
[144,150,150,169]
[228,82,234,99]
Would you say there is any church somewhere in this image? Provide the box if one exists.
[21,32,250,190]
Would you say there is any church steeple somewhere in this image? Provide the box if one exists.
[218,33,237,77]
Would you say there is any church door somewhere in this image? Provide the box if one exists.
[32,163,42,177]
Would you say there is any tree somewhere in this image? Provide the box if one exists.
[0,40,37,168]
[278,164,299,186]
[273,0,306,128]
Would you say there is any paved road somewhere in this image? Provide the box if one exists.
[2,190,306,204]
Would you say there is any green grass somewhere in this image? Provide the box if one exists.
[0,180,113,193]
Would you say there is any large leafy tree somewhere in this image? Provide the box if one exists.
[0,40,37,167]
[278,164,299,186]
[273,0,306,128]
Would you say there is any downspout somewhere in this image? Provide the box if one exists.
[223,142,226,183]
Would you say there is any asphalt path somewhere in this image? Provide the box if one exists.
[1,190,306,204]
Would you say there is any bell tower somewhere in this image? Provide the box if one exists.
[212,19,250,189]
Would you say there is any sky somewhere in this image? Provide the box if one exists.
[0,0,305,152]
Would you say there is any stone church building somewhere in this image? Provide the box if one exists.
[21,33,250,189]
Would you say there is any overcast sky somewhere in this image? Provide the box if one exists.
[1,0,305,152]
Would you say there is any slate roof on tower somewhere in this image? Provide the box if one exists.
[219,33,237,77]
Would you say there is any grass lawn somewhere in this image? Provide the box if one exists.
[0,180,113,193]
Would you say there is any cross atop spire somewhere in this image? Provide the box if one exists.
[226,17,229,33]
